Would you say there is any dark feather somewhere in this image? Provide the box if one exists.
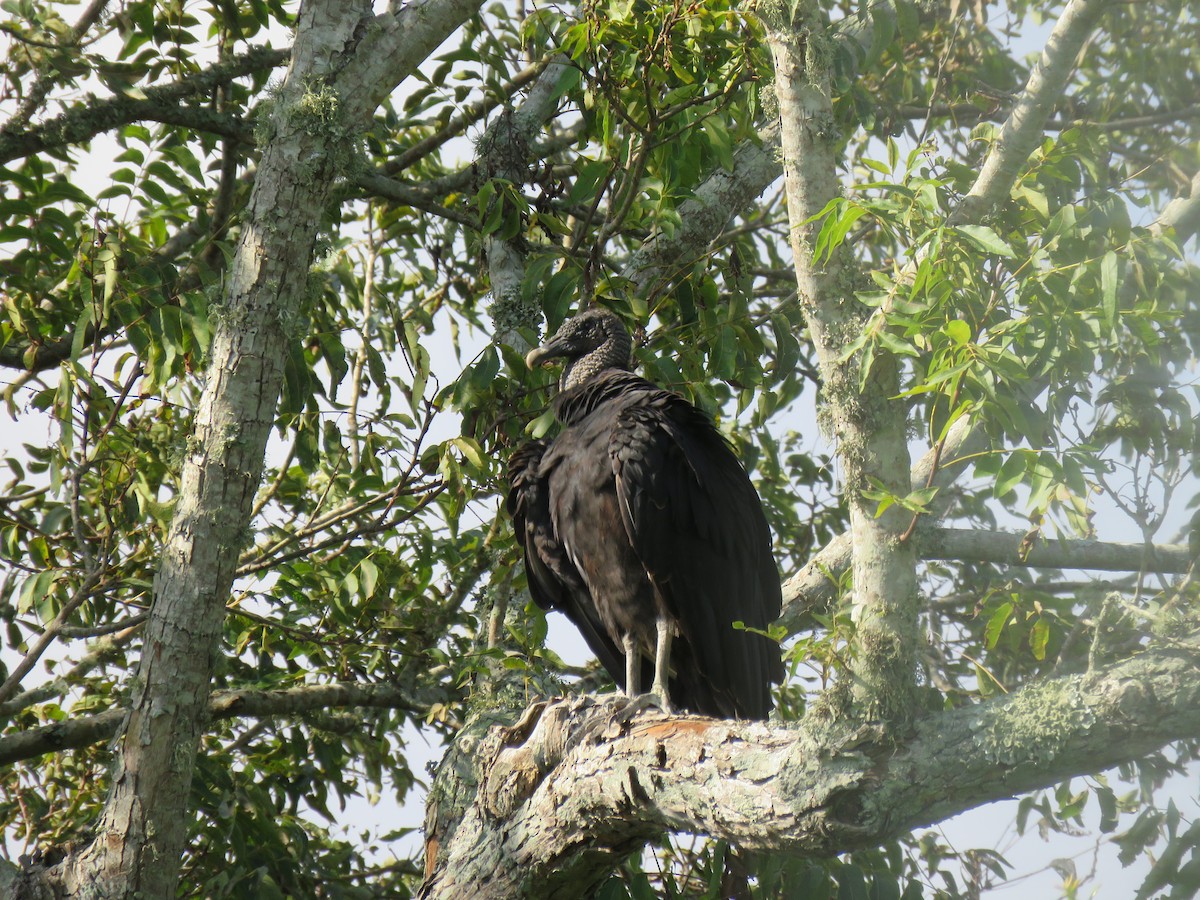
[507,310,783,719]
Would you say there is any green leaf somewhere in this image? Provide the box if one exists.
[1115,809,1164,866]
[944,319,971,346]
[1029,617,1049,661]
[995,452,1027,499]
[955,224,1016,257]
[837,864,869,900]
[1014,183,1049,221]
[1100,250,1119,330]
[1097,784,1119,834]
[895,0,920,38]
[452,436,485,471]
[985,601,1014,649]
[875,330,918,358]
[18,569,58,616]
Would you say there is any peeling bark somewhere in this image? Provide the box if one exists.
[422,630,1200,897]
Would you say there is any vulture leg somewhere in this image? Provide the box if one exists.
[618,628,675,714]
[651,617,674,713]
[622,632,640,698]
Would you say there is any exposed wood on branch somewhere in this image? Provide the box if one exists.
[422,629,1200,898]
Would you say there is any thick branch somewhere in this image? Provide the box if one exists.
[423,629,1200,898]
[48,4,401,895]
[338,0,500,121]
[782,490,1193,631]
[920,528,1191,574]
[621,120,783,301]
[354,171,476,225]
[897,101,1200,134]
[950,0,1113,225]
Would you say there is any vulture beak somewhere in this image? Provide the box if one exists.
[525,346,552,369]
[525,338,569,370]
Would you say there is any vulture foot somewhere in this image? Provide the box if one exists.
[612,690,673,726]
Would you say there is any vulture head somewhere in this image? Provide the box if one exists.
[525,309,633,391]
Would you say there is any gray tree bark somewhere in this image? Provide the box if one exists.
[761,1,920,723]
[6,0,483,896]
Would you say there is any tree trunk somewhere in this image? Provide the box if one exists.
[9,0,483,894]
[53,4,376,895]
[761,4,920,724]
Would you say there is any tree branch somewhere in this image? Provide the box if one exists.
[0,45,287,164]
[919,528,1191,574]
[422,628,1200,898]
[352,171,476,225]
[950,0,1113,225]
[480,55,578,345]
[621,120,784,302]
[45,5,403,894]
[780,465,1194,631]
[896,101,1200,134]
[337,0,499,122]
[0,681,437,767]
[1,0,111,135]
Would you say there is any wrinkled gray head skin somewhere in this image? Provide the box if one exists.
[525,308,633,391]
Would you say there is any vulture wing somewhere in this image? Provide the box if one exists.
[507,438,633,690]
[608,378,783,719]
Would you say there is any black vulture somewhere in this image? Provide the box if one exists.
[507,308,784,719]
